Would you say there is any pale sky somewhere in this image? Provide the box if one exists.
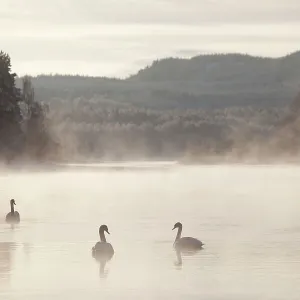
[1,0,300,77]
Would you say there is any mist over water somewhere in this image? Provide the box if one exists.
[0,163,300,299]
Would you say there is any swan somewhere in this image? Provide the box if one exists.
[92,225,114,261]
[5,199,20,224]
[172,222,204,251]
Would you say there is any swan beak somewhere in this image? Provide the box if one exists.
[107,230,110,234]
[172,226,176,230]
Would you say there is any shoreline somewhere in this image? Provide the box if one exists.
[1,157,300,173]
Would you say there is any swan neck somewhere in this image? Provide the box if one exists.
[175,226,182,241]
[10,203,14,214]
[99,230,106,242]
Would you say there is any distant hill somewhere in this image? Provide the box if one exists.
[129,52,300,83]
[18,51,300,110]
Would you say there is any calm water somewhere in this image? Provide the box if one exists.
[0,164,300,300]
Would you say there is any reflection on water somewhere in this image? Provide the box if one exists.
[0,242,17,285]
[99,260,109,278]
[9,224,21,231]
[92,251,111,278]
[0,165,300,299]
[174,248,204,269]
[174,248,182,268]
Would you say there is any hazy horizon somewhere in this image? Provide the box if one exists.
[11,49,300,80]
[1,0,300,77]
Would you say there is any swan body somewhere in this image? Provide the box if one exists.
[174,237,204,251]
[173,222,204,251]
[92,242,114,260]
[5,199,20,224]
[92,225,114,261]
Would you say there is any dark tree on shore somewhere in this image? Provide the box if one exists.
[21,76,58,159]
[0,51,23,160]
[0,51,58,162]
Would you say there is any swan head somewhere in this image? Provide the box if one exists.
[172,222,182,230]
[10,199,16,206]
[99,225,110,234]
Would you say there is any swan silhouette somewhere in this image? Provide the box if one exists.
[5,199,20,224]
[172,222,204,251]
[92,225,114,261]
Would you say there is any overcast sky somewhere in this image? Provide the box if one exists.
[1,0,299,77]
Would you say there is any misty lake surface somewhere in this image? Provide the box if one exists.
[0,163,300,300]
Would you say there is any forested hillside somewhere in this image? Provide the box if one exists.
[2,50,300,163]
[21,51,300,110]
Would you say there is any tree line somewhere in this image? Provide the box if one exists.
[0,51,57,163]
[1,50,300,163]
[49,96,289,162]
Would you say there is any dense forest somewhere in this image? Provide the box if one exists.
[2,50,300,163]
[20,51,300,110]
[0,51,57,163]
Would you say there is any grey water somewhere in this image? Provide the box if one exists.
[0,164,300,300]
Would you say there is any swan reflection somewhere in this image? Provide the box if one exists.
[174,247,203,269]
